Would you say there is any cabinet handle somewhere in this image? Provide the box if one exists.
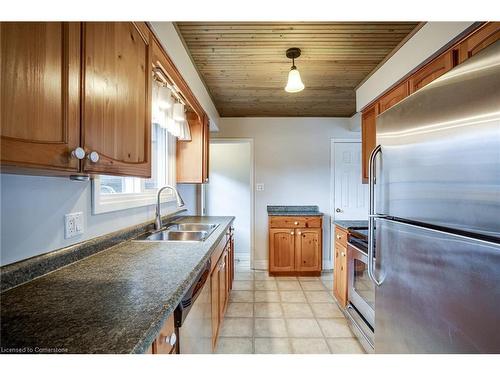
[164,332,177,346]
[290,231,294,235]
[87,151,100,163]
[294,221,299,225]
[336,234,342,240]
[298,231,302,235]
[341,252,346,257]
[71,147,86,160]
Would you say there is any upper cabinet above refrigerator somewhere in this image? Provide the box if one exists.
[361,22,500,185]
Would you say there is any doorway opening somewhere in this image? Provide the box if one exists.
[206,139,254,270]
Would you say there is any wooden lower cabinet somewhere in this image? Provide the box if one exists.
[295,228,322,272]
[269,229,296,273]
[210,227,234,351]
[269,216,322,276]
[333,226,348,307]
[152,314,176,354]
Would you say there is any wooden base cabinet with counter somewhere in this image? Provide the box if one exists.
[147,225,234,354]
[210,226,234,350]
[268,216,322,276]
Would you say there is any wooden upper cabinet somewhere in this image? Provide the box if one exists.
[378,81,409,113]
[0,22,81,173]
[269,229,295,273]
[409,50,454,93]
[295,228,322,272]
[81,22,152,177]
[361,104,378,184]
[176,111,210,183]
[459,22,500,63]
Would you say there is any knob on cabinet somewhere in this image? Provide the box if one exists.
[87,151,100,163]
[71,147,86,160]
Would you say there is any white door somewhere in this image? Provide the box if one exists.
[332,141,368,220]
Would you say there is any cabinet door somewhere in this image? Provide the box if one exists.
[176,111,210,183]
[295,228,322,272]
[269,229,295,273]
[81,22,152,177]
[459,22,500,63]
[210,266,220,349]
[1,22,81,173]
[219,251,228,319]
[334,243,347,307]
[409,51,454,94]
[378,81,409,113]
[361,104,378,184]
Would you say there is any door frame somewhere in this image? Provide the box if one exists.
[328,138,362,270]
[206,138,255,270]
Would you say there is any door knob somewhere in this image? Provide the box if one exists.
[87,151,100,163]
[335,208,343,213]
[71,147,86,160]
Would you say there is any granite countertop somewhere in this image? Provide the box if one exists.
[334,220,368,230]
[267,205,323,216]
[0,216,234,354]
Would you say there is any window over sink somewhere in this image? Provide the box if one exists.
[92,122,177,214]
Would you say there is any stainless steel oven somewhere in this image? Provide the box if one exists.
[345,230,375,351]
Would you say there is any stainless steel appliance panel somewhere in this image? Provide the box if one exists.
[375,41,500,239]
[375,218,500,353]
[178,280,212,353]
[347,243,375,327]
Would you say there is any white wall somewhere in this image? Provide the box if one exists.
[150,22,220,130]
[207,142,251,258]
[0,174,181,266]
[213,117,357,270]
[356,22,474,111]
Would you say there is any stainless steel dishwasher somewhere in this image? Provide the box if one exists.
[174,260,212,354]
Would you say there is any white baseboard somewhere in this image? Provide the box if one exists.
[323,260,333,271]
[253,260,268,271]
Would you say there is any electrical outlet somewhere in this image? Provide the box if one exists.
[256,183,265,191]
[65,212,84,239]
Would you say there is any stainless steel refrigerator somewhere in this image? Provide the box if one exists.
[368,40,500,353]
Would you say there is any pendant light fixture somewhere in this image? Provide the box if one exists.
[285,47,305,93]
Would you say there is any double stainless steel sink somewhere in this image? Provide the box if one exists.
[133,223,219,242]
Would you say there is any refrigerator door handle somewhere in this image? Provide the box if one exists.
[368,144,383,286]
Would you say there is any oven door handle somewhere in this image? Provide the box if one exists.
[368,145,383,286]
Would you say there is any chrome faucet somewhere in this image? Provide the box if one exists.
[155,185,185,230]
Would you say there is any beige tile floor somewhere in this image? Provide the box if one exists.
[215,266,365,354]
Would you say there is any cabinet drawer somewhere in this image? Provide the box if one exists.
[153,314,176,354]
[334,226,348,248]
[269,216,321,228]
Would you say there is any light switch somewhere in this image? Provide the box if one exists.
[256,183,265,191]
[65,212,84,239]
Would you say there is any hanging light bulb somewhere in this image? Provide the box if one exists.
[284,47,305,93]
[173,102,185,122]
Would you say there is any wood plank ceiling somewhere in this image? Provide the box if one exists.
[175,22,420,117]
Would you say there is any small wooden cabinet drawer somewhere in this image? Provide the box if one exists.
[153,314,176,354]
[334,226,348,247]
[269,216,321,229]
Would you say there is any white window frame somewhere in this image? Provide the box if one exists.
[92,131,177,214]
